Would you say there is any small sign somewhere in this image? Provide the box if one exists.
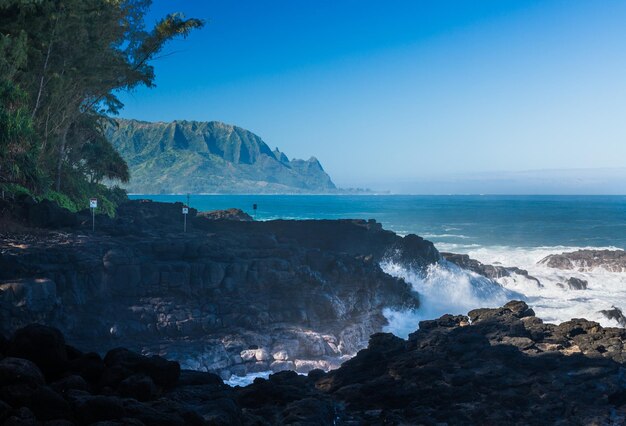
[90,198,98,209]
[182,207,189,215]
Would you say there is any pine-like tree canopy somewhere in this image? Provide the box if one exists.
[0,0,203,213]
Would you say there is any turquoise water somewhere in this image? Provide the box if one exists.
[131,194,626,344]
[130,195,626,249]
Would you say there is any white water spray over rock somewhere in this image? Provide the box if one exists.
[381,259,520,338]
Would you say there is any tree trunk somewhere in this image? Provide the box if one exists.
[55,124,70,192]
[31,19,57,121]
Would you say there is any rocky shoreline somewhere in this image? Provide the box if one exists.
[3,301,626,424]
[0,197,438,379]
[4,197,626,423]
[540,249,626,272]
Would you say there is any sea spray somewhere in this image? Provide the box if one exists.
[381,259,520,338]
[424,244,626,328]
[225,371,273,387]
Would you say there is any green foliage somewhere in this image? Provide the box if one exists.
[0,182,34,198]
[42,189,77,212]
[43,183,127,217]
[0,0,203,213]
[108,119,337,194]
[0,181,123,218]
[0,80,42,189]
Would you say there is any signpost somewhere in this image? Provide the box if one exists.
[89,198,97,231]
[182,206,189,232]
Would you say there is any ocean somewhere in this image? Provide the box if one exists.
[130,194,626,336]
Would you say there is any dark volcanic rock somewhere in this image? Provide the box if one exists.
[314,301,626,424]
[4,306,626,424]
[6,324,68,380]
[0,357,45,387]
[442,252,543,286]
[104,348,180,388]
[601,306,626,327]
[566,276,588,290]
[539,249,626,272]
[24,197,78,229]
[70,394,127,424]
[197,208,253,221]
[0,198,436,378]
[117,374,158,401]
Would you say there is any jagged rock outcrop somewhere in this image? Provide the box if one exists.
[312,300,626,424]
[442,252,542,286]
[106,118,337,194]
[196,208,253,221]
[4,303,626,425]
[601,306,626,327]
[0,199,437,379]
[566,276,588,290]
[539,249,626,272]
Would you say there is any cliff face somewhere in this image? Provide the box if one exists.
[107,119,337,194]
[0,199,439,378]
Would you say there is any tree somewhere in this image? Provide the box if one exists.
[0,0,203,203]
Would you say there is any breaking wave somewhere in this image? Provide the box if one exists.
[381,259,521,338]
[382,244,626,338]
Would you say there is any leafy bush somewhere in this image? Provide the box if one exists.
[42,190,78,212]
[0,183,33,199]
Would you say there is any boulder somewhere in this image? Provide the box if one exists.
[30,386,72,421]
[567,277,588,290]
[70,395,127,424]
[7,325,68,380]
[0,357,45,386]
[69,352,105,383]
[3,406,37,426]
[0,400,10,423]
[117,374,158,401]
[270,360,295,373]
[103,348,180,388]
[50,374,90,393]
[272,350,289,361]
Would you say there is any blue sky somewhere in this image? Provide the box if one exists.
[118,1,626,193]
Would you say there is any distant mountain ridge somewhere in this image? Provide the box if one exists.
[106,118,337,194]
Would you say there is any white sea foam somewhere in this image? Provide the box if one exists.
[422,233,471,239]
[461,244,626,327]
[381,260,520,338]
[225,371,273,387]
[382,244,626,337]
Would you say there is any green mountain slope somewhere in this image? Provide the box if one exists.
[107,119,337,194]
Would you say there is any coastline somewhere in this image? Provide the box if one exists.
[2,196,626,423]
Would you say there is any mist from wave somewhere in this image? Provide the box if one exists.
[383,243,626,336]
[457,244,626,327]
[381,259,521,338]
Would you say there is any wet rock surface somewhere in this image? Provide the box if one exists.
[442,252,543,286]
[601,306,626,327]
[0,199,437,378]
[3,302,626,425]
[566,276,588,290]
[540,249,626,272]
